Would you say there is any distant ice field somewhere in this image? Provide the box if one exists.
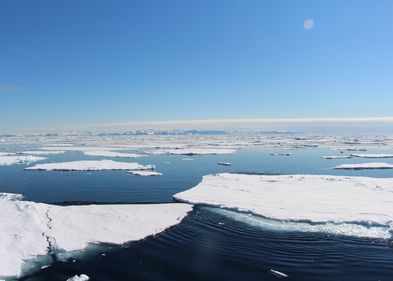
[1,133,393,281]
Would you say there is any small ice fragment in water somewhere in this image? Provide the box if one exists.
[217,162,232,166]
[66,274,89,281]
[270,269,288,278]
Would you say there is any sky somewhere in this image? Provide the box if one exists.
[1,0,393,133]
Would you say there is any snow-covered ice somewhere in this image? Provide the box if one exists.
[0,193,192,278]
[0,155,46,166]
[66,274,89,281]
[147,148,237,156]
[174,173,393,238]
[18,151,66,155]
[128,171,162,176]
[334,162,393,170]
[320,155,353,159]
[351,153,393,159]
[25,160,154,171]
[83,150,145,158]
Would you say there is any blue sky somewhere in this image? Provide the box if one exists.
[1,0,393,132]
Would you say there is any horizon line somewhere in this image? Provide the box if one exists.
[4,116,393,134]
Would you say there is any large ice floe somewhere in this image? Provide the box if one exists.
[0,154,46,166]
[147,148,237,156]
[0,193,192,279]
[25,160,154,171]
[174,173,393,239]
[351,153,393,158]
[334,162,393,170]
[82,150,145,158]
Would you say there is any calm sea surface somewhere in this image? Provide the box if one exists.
[1,145,393,281]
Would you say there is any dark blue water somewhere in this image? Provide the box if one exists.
[1,146,393,280]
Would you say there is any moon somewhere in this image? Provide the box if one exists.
[303,18,314,30]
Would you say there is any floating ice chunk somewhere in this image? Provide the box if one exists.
[351,153,393,159]
[147,148,237,156]
[18,151,65,155]
[83,150,145,158]
[217,162,232,166]
[270,269,288,278]
[0,193,23,201]
[25,160,154,171]
[66,274,89,281]
[0,196,192,278]
[0,155,46,166]
[335,162,393,170]
[174,173,393,236]
[270,153,292,156]
[320,155,353,159]
[128,171,162,176]
[40,146,126,152]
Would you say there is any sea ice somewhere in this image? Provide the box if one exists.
[320,155,353,159]
[83,150,145,158]
[0,155,46,166]
[128,171,162,176]
[18,151,66,155]
[351,153,393,159]
[334,163,393,170]
[25,160,154,171]
[66,274,89,281]
[174,173,393,237]
[147,148,237,156]
[0,193,192,278]
[217,162,232,166]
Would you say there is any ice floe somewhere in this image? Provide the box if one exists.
[82,150,145,158]
[217,162,232,166]
[320,155,353,159]
[334,163,393,170]
[25,160,154,171]
[270,269,288,278]
[174,173,393,238]
[128,171,162,176]
[66,274,89,281]
[351,153,393,158]
[147,148,237,156]
[0,155,46,166]
[18,151,65,155]
[0,193,192,278]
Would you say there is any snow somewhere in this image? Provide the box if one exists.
[334,162,393,170]
[66,274,89,281]
[147,148,237,156]
[129,171,162,176]
[83,150,145,158]
[351,153,393,158]
[18,151,65,155]
[0,155,46,166]
[25,160,154,171]
[174,173,393,238]
[0,193,192,278]
[320,155,353,159]
[0,193,23,201]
